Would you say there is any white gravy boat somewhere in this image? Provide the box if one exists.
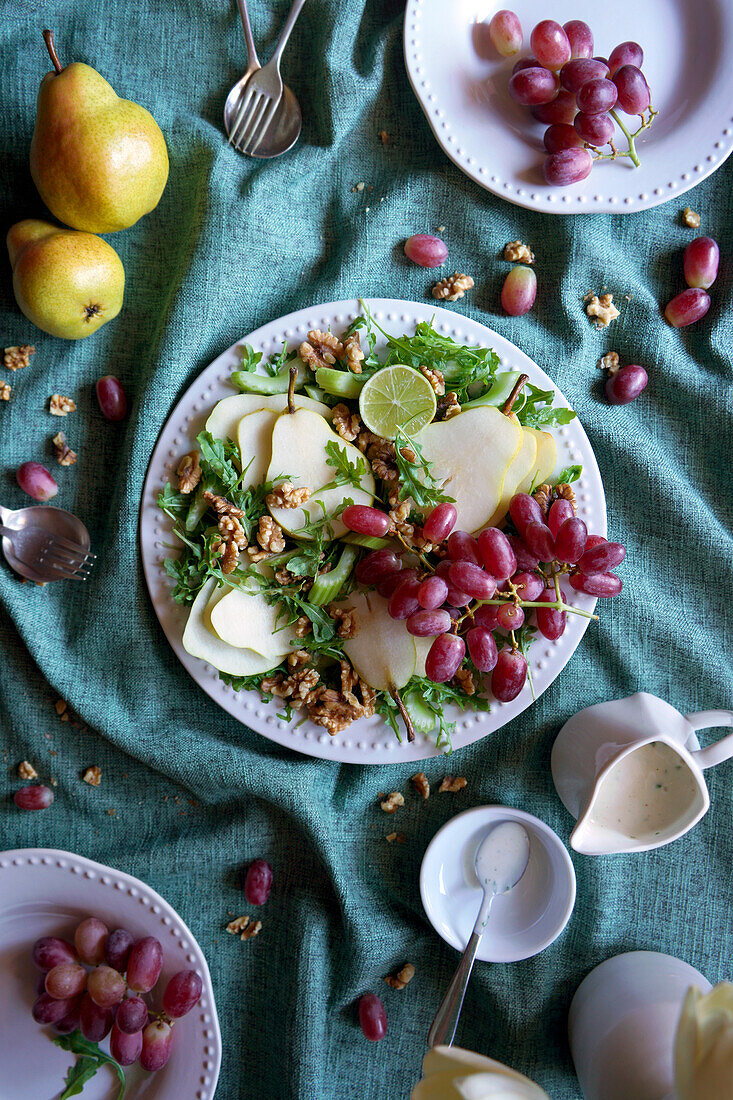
[551,692,733,855]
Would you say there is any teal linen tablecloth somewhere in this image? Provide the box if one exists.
[1,3,732,1097]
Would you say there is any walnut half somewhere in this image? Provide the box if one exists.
[432,273,474,302]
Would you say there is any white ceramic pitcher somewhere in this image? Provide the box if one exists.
[551,692,733,855]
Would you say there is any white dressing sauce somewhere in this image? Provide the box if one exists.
[589,740,699,840]
[475,821,531,897]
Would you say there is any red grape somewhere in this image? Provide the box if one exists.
[425,633,466,682]
[577,541,625,574]
[33,992,78,1025]
[404,234,448,268]
[683,236,719,290]
[162,969,203,1018]
[664,288,711,328]
[16,462,58,502]
[585,534,607,550]
[417,575,449,609]
[466,625,499,671]
[489,9,523,57]
[530,20,571,69]
[608,41,643,76]
[96,375,127,421]
[477,527,516,581]
[111,1023,144,1066]
[53,997,83,1035]
[422,502,457,543]
[46,962,87,999]
[496,603,525,630]
[506,533,540,571]
[531,88,577,125]
[569,571,623,597]
[359,551,401,588]
[388,574,422,620]
[116,996,149,1034]
[523,521,555,561]
[536,589,566,640]
[560,58,608,94]
[613,65,650,114]
[511,571,544,601]
[75,917,109,966]
[436,560,472,607]
[33,937,77,971]
[605,364,648,404]
[547,498,574,537]
[509,493,543,534]
[554,517,588,564]
[491,649,527,701]
[544,122,583,153]
[574,111,615,146]
[576,78,617,115]
[447,530,482,565]
[342,505,390,538]
[448,561,496,600]
[79,993,114,1041]
[88,964,126,1008]
[127,936,163,993]
[473,604,500,631]
[509,67,559,106]
[359,994,387,1041]
[563,20,593,59]
[377,567,415,598]
[543,148,593,185]
[512,55,539,75]
[244,858,273,905]
[105,928,134,972]
[501,266,537,316]
[140,1020,174,1071]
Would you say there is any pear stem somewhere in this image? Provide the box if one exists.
[42,29,64,73]
[390,687,415,743]
[501,373,528,417]
[287,364,298,414]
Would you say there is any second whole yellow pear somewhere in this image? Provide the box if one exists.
[30,30,169,234]
[7,220,124,339]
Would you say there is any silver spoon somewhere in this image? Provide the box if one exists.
[428,821,531,1049]
[224,0,302,159]
[0,504,92,584]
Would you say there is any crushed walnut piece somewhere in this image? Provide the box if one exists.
[385,963,415,990]
[307,675,376,734]
[332,402,362,442]
[287,649,312,670]
[328,604,360,639]
[420,364,445,396]
[52,431,77,466]
[18,760,38,780]
[682,207,701,228]
[294,616,311,638]
[599,351,620,374]
[55,699,68,717]
[432,273,474,302]
[0,381,11,401]
[378,129,390,144]
[266,481,310,509]
[439,776,467,793]
[453,667,476,695]
[504,240,535,264]
[226,915,262,941]
[218,514,247,549]
[49,394,76,416]
[240,919,262,940]
[344,331,365,374]
[4,345,35,371]
[411,772,430,800]
[246,547,269,563]
[380,791,405,813]
[385,831,406,843]
[585,293,620,328]
[299,329,345,371]
[203,490,243,518]
[177,451,201,494]
[256,515,285,553]
[83,765,102,787]
[533,481,576,517]
[367,437,398,482]
[355,429,379,454]
[219,538,240,573]
[436,391,461,421]
[262,667,321,705]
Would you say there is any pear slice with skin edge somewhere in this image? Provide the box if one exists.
[182,578,284,676]
[236,408,278,490]
[486,428,538,527]
[208,584,296,657]
[417,407,523,534]
[265,408,375,541]
[206,392,331,445]
[517,427,557,493]
[339,590,417,692]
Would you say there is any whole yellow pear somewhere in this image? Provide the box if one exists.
[7,219,125,340]
[30,31,169,234]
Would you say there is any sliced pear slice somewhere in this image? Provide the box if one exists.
[518,427,557,492]
[182,578,282,676]
[266,408,375,540]
[340,590,416,692]
[413,636,433,680]
[205,391,330,444]
[417,407,523,533]
[487,428,538,527]
[209,585,295,657]
[237,408,277,490]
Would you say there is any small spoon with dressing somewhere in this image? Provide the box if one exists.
[428,821,531,1049]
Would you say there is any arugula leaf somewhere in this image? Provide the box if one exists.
[320,440,369,491]
[394,428,455,509]
[157,482,189,516]
[196,431,239,492]
[238,343,263,373]
[555,464,582,485]
[54,1032,126,1100]
[264,341,297,377]
[377,676,490,753]
[516,384,577,429]
[219,668,284,696]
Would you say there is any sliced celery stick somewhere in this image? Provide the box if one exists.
[315,367,365,399]
[308,545,358,606]
[342,532,391,550]
[231,363,307,396]
[460,371,521,411]
[185,478,213,532]
[304,384,329,403]
[404,692,438,734]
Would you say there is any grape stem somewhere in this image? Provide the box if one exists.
[456,595,598,625]
[390,687,415,742]
[592,107,658,168]
[609,110,640,167]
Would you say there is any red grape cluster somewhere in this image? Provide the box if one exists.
[31,916,202,1073]
[346,494,626,704]
[665,236,720,328]
[490,12,655,185]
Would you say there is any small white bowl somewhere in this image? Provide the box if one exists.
[420,805,576,963]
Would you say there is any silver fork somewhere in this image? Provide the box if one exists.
[228,0,307,154]
[0,504,95,583]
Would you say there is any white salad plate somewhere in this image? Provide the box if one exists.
[0,849,221,1100]
[420,806,576,962]
[140,298,605,764]
[404,0,733,213]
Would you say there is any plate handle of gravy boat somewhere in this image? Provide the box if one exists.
[684,710,733,770]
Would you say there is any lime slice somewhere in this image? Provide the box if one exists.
[358,364,437,439]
